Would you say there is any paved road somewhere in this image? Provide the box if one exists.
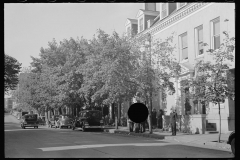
[5,113,234,158]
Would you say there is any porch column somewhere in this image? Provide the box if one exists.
[175,77,179,107]
[189,71,195,115]
[159,89,163,110]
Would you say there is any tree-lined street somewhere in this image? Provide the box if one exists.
[5,3,235,158]
[5,113,233,158]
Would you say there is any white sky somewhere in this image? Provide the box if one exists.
[4,3,146,68]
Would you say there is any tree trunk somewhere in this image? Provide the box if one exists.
[218,102,221,143]
[118,102,121,125]
[148,94,152,134]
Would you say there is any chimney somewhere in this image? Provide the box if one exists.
[147,19,154,28]
[144,3,156,11]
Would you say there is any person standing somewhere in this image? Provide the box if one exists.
[170,108,178,136]
[156,109,163,129]
[152,109,157,129]
[105,115,109,126]
[140,119,146,133]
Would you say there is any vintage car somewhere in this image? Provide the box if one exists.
[227,130,235,156]
[18,111,29,120]
[72,110,104,132]
[48,115,59,128]
[57,115,73,129]
[21,114,38,129]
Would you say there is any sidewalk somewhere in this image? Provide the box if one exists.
[103,126,231,151]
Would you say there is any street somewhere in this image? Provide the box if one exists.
[5,113,233,158]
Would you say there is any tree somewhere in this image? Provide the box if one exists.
[129,32,181,134]
[4,54,21,93]
[79,29,139,115]
[11,68,40,113]
[29,37,88,116]
[186,31,235,142]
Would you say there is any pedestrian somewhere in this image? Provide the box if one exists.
[134,123,140,133]
[105,115,109,126]
[140,119,146,133]
[170,108,178,136]
[156,109,163,129]
[102,116,105,125]
[152,109,157,129]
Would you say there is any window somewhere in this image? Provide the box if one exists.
[211,17,220,50]
[127,26,131,37]
[195,25,203,56]
[180,32,188,60]
[139,18,143,32]
[178,3,186,9]
[162,3,167,19]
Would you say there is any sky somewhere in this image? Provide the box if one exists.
[4,3,147,69]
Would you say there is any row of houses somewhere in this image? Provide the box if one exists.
[108,3,235,134]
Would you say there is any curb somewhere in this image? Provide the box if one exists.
[104,129,165,140]
[103,129,231,151]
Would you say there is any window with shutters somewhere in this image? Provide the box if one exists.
[195,25,203,56]
[179,32,188,61]
[211,17,220,50]
[162,3,167,19]
[178,3,186,9]
[139,18,143,32]
[127,26,131,37]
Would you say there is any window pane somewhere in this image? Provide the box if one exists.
[179,3,185,8]
[140,18,143,31]
[214,35,220,49]
[162,10,167,18]
[213,20,220,35]
[181,34,187,48]
[162,3,166,10]
[182,48,188,60]
[198,27,203,42]
[198,42,203,55]
[127,27,130,36]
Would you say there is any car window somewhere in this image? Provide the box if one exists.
[89,111,100,118]
[25,115,37,119]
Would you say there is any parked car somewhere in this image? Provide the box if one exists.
[21,114,38,129]
[57,115,73,129]
[227,130,235,156]
[17,111,29,120]
[48,115,60,128]
[72,110,104,132]
[38,116,46,125]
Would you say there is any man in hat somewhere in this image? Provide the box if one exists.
[156,109,163,129]
[170,107,178,136]
[152,108,157,129]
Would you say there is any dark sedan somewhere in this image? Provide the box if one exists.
[21,114,38,129]
[227,131,235,156]
[72,110,104,132]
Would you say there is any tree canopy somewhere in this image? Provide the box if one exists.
[5,54,21,93]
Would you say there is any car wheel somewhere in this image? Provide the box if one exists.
[231,138,235,156]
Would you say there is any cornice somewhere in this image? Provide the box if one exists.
[136,3,211,39]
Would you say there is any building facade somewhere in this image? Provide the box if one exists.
[123,3,235,133]
[5,97,13,109]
